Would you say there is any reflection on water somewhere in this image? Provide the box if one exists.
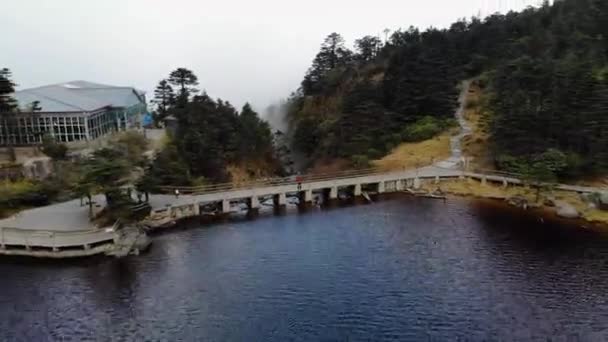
[1,197,608,341]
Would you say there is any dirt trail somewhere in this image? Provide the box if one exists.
[434,80,472,169]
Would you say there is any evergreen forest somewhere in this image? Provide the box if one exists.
[287,0,608,178]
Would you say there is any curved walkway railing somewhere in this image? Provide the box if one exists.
[0,225,116,249]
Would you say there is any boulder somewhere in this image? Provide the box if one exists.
[543,196,556,207]
[600,192,608,211]
[507,195,528,209]
[555,201,580,219]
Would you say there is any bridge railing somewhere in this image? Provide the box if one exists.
[0,226,117,248]
[158,167,388,195]
[468,168,523,179]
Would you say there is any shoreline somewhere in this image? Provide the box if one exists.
[420,178,608,232]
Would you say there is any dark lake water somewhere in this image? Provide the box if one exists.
[2,197,608,341]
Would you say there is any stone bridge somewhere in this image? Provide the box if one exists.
[145,166,603,224]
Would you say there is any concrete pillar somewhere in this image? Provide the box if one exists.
[413,178,421,190]
[481,176,487,186]
[249,196,260,209]
[329,187,338,200]
[502,178,508,188]
[221,199,231,213]
[52,247,59,252]
[84,244,90,250]
[300,189,313,203]
[396,180,404,191]
[274,193,287,207]
[354,184,362,197]
[377,182,385,194]
[435,176,440,184]
[193,202,201,216]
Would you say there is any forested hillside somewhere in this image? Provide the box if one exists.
[287,0,608,178]
[145,68,283,186]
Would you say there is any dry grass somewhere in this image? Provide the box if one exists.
[373,133,451,171]
[421,178,531,200]
[308,158,352,174]
[574,176,608,188]
[227,160,276,185]
[421,178,608,226]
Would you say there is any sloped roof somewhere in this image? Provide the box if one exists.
[13,80,145,113]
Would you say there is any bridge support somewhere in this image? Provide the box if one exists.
[273,193,286,206]
[248,196,260,217]
[329,187,338,200]
[322,187,339,207]
[395,180,404,191]
[377,181,385,194]
[353,184,362,197]
[413,178,421,190]
[502,178,508,188]
[299,189,313,205]
[481,176,487,186]
[248,196,260,210]
[221,199,231,213]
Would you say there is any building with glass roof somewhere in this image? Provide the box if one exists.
[0,81,147,146]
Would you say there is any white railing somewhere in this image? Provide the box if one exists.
[0,226,116,249]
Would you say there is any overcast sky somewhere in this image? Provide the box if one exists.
[2,0,542,111]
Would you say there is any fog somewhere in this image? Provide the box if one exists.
[2,0,542,112]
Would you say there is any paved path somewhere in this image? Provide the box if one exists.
[0,195,105,232]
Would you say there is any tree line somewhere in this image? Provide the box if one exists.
[147,68,282,186]
[287,0,608,178]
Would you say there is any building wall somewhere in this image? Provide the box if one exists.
[0,112,88,146]
[0,103,147,146]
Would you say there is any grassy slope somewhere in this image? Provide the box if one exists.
[227,160,278,185]
[373,133,451,171]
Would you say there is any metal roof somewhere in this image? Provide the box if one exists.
[13,80,145,113]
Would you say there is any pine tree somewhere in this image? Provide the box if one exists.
[302,33,353,95]
[152,79,175,124]
[0,68,18,161]
[0,68,17,113]
[354,36,382,62]
[168,68,199,106]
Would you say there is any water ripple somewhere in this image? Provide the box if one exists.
[1,197,608,341]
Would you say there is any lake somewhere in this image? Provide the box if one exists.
[1,196,608,341]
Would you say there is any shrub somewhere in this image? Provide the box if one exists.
[0,180,50,210]
[351,155,370,169]
[41,135,68,160]
[401,116,444,142]
[366,148,382,159]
